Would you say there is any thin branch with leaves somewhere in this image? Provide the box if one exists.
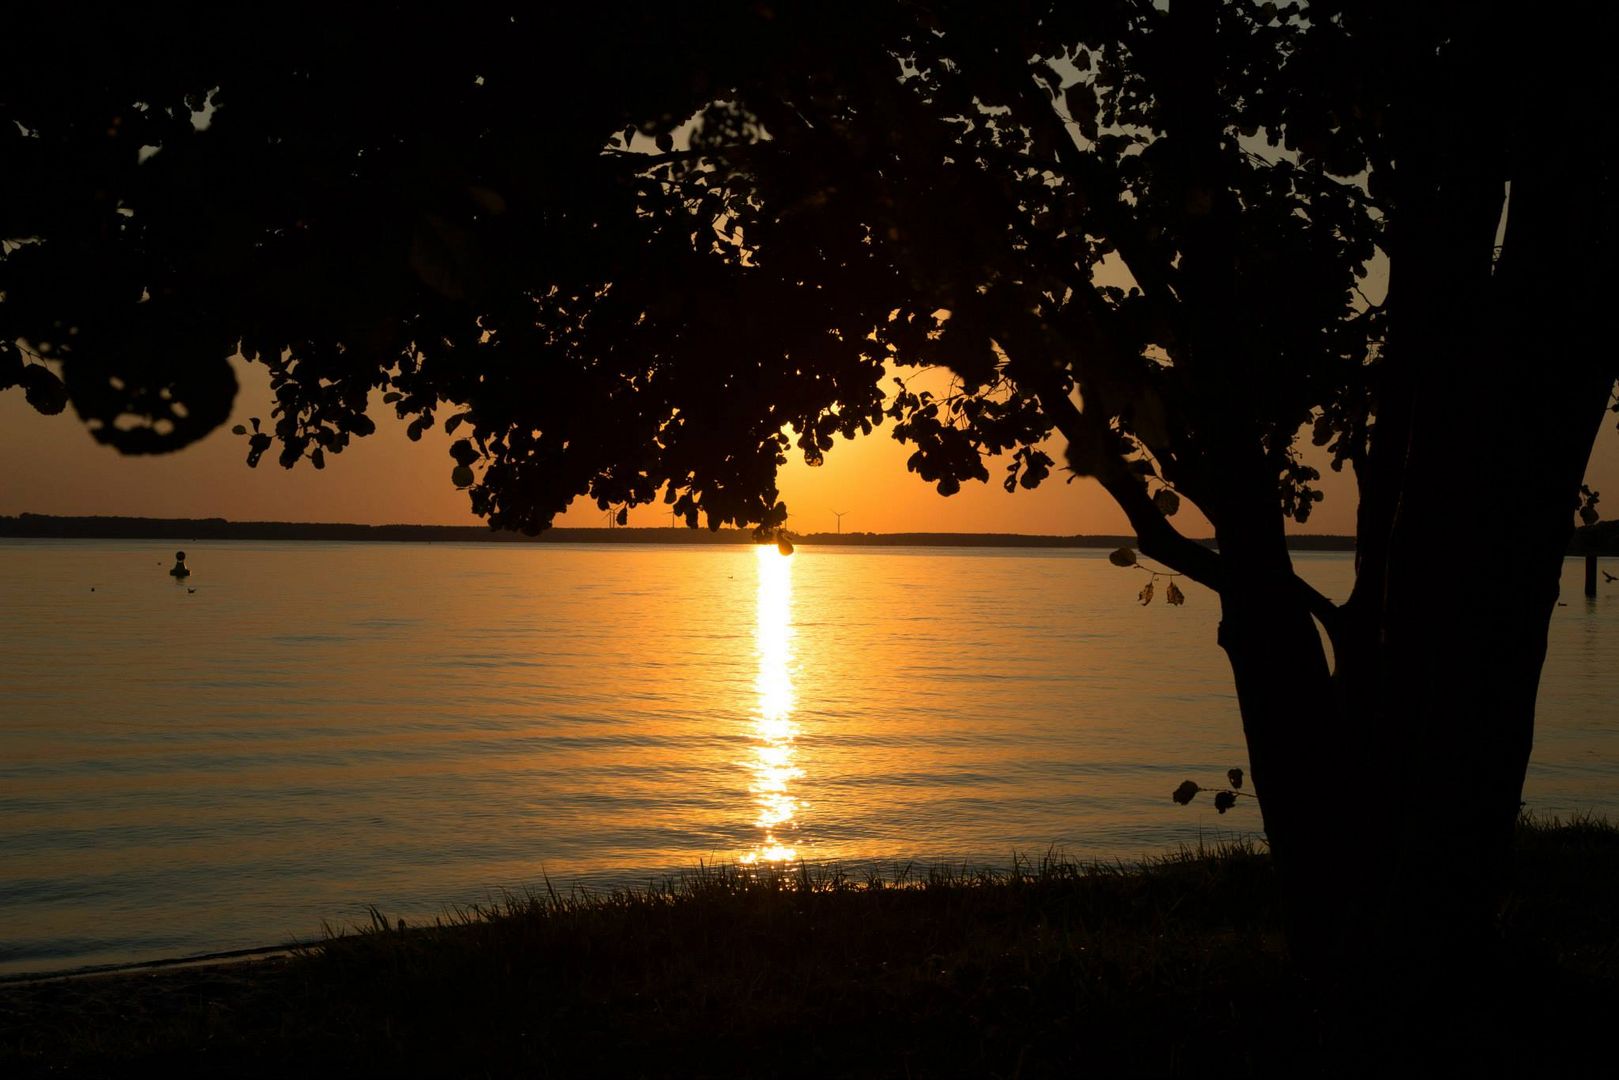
[1107,545,1186,606]
[1172,769,1253,814]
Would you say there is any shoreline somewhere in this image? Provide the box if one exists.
[0,942,316,989]
[4,819,1615,1075]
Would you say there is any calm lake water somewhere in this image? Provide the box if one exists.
[2,540,1615,975]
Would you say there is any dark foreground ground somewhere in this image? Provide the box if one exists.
[3,819,1615,1078]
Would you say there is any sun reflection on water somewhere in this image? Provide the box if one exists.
[740,544,802,865]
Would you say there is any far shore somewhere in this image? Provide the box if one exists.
[2,512,1360,550]
[8,512,1619,554]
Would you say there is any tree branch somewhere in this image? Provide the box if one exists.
[1029,353,1345,639]
[1290,575,1343,641]
[1028,373,1223,592]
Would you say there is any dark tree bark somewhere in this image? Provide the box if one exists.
[1215,10,1618,991]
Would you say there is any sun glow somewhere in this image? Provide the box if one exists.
[740,544,802,865]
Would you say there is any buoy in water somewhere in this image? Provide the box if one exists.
[169,550,191,579]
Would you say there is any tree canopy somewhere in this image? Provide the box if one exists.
[4,5,1613,543]
[1,3,1399,545]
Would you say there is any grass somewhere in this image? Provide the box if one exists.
[2,817,1615,1078]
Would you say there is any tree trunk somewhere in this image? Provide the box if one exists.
[1213,78,1616,1058]
[1219,7,1619,992]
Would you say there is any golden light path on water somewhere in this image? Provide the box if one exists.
[740,544,802,864]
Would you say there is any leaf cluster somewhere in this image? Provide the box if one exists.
[1173,768,1250,814]
[1109,546,1186,605]
[2,3,1393,539]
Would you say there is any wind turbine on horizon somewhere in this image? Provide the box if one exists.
[831,510,848,535]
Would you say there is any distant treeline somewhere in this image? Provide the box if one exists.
[0,512,1356,550]
[6,512,1610,553]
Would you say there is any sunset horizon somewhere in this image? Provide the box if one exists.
[16,354,1605,536]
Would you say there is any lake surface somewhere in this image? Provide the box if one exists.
[2,540,1615,975]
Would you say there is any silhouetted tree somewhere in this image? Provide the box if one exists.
[5,2,1617,982]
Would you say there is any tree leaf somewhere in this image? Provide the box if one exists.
[245,432,273,467]
[451,464,474,488]
[1227,767,1244,790]
[1214,791,1237,814]
[1108,547,1137,567]
[1138,580,1154,605]
[1152,489,1180,517]
[1063,81,1100,142]
[1172,780,1200,805]
[1166,581,1185,606]
[20,366,67,415]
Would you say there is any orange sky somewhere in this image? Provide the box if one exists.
[3,357,1614,535]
